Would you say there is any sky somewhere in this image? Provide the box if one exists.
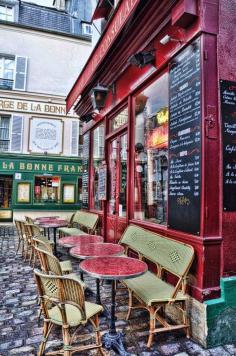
[24,0,54,6]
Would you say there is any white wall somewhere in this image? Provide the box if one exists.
[0,25,92,96]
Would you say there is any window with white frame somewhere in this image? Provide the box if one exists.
[0,115,10,151]
[82,22,92,36]
[0,55,28,91]
[0,55,15,90]
[0,4,14,22]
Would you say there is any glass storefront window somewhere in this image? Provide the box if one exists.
[34,176,60,203]
[92,124,105,210]
[134,73,169,225]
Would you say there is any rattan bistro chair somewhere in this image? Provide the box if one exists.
[15,219,25,256]
[34,246,78,280]
[34,270,105,356]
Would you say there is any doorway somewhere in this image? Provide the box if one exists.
[0,175,13,221]
[106,132,128,242]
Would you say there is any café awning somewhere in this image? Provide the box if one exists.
[66,0,141,113]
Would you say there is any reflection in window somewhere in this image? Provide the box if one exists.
[134,73,168,225]
[0,115,10,151]
[92,124,105,210]
[34,176,60,204]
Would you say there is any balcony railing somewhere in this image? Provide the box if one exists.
[0,78,13,90]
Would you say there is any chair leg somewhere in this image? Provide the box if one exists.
[15,237,22,255]
[126,289,133,320]
[183,301,190,338]
[38,321,51,356]
[147,307,155,348]
[62,326,71,356]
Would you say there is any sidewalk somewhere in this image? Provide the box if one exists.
[0,231,235,356]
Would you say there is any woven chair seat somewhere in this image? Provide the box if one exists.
[49,301,103,326]
[58,227,87,236]
[60,260,73,274]
[123,270,186,306]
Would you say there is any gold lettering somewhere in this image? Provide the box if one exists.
[17,102,28,110]
[58,165,62,171]
[9,162,14,170]
[0,100,14,109]
[64,165,69,172]
[48,164,53,171]
[70,165,75,172]
[20,162,25,170]
[3,162,7,169]
[42,164,47,171]
[27,163,32,171]
[34,164,40,171]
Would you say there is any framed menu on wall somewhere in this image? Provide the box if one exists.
[17,182,31,203]
[63,184,75,203]
[168,38,201,235]
[98,163,107,200]
[220,80,236,211]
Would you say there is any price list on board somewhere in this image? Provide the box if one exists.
[168,38,201,234]
[82,133,90,208]
[220,80,236,211]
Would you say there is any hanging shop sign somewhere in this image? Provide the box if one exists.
[0,97,76,117]
[0,158,83,174]
[29,118,63,154]
[168,38,201,235]
[220,79,236,211]
[82,133,90,208]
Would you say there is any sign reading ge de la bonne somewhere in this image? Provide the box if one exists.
[0,159,83,174]
[0,97,75,117]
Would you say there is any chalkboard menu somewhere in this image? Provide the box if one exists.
[98,163,107,200]
[168,38,201,234]
[82,132,90,208]
[220,80,236,211]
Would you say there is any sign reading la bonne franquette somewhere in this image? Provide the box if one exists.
[0,97,76,117]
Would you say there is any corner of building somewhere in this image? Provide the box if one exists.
[205,277,236,347]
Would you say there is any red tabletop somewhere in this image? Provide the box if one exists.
[70,243,124,259]
[38,219,68,228]
[80,256,147,280]
[35,216,59,221]
[58,234,104,248]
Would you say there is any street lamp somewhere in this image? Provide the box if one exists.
[90,84,109,111]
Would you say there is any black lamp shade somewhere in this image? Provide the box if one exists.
[128,51,155,68]
[90,84,109,111]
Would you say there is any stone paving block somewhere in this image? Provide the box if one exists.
[208,346,231,355]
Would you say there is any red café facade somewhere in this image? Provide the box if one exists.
[66,0,236,347]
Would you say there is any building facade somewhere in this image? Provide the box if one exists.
[0,0,93,220]
[66,0,236,348]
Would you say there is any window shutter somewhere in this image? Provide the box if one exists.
[10,115,23,152]
[71,120,79,156]
[13,56,28,91]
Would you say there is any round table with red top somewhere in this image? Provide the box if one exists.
[80,256,147,356]
[71,243,124,306]
[37,219,68,256]
[58,234,104,248]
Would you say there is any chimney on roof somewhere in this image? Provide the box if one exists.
[53,0,66,11]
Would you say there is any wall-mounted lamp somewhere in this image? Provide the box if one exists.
[160,34,185,45]
[128,51,155,68]
[90,84,109,111]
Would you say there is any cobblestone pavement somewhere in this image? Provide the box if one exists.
[0,229,236,356]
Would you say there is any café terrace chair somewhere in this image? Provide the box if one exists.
[34,246,79,281]
[15,219,25,256]
[34,269,105,356]
[25,216,34,224]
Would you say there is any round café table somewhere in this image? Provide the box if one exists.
[80,256,147,356]
[58,234,104,248]
[70,243,124,305]
[37,219,68,256]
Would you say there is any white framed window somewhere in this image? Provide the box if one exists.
[0,4,14,22]
[0,55,28,91]
[0,115,10,151]
[0,55,15,90]
[82,22,92,36]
